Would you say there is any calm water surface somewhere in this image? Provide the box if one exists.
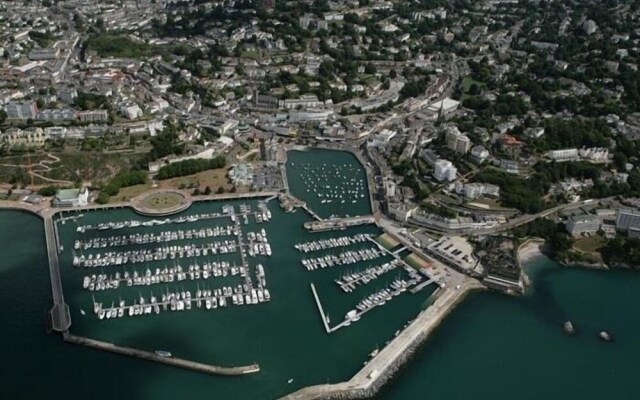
[2,149,639,399]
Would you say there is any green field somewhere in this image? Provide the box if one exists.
[572,235,607,253]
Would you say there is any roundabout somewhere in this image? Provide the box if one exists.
[131,190,192,216]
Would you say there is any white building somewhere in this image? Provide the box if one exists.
[52,188,89,207]
[547,148,579,161]
[565,215,601,237]
[120,104,143,120]
[454,182,500,199]
[388,202,415,222]
[434,159,457,182]
[470,145,489,163]
[78,110,109,122]
[579,147,609,162]
[445,126,471,154]
[385,180,396,198]
[370,129,397,148]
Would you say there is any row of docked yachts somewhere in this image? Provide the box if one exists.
[72,241,238,268]
[300,247,385,271]
[82,261,248,291]
[335,260,402,293]
[92,284,272,320]
[341,279,413,325]
[294,233,372,253]
[73,225,237,250]
[76,213,224,233]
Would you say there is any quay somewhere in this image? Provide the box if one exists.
[282,279,484,400]
[63,333,260,376]
[304,216,376,232]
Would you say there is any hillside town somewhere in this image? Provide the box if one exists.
[2,0,640,292]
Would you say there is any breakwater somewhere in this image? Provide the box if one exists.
[63,333,260,376]
[281,279,484,400]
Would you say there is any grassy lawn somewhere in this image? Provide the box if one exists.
[460,76,486,101]
[240,50,259,59]
[375,233,400,250]
[86,34,154,58]
[404,253,433,270]
[573,235,607,253]
[141,192,185,209]
[461,76,485,91]
[109,183,152,203]
[158,167,248,194]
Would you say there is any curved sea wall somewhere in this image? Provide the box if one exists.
[282,280,484,400]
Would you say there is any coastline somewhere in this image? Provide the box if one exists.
[517,238,548,267]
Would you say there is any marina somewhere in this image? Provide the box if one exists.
[294,233,372,253]
[300,247,386,271]
[286,149,372,218]
[7,149,449,399]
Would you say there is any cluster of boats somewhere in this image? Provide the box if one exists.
[246,228,272,257]
[81,261,248,291]
[335,260,402,293]
[292,161,367,205]
[294,233,372,253]
[72,241,238,268]
[73,225,237,250]
[225,204,272,225]
[76,213,223,233]
[301,248,385,271]
[92,284,272,320]
[343,280,412,324]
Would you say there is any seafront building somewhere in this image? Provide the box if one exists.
[52,188,90,207]
[565,214,601,237]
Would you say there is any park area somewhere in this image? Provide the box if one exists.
[140,191,187,210]
[572,235,607,253]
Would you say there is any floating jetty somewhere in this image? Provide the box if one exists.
[335,260,402,293]
[63,333,260,376]
[294,233,371,253]
[90,284,272,320]
[74,225,236,250]
[73,241,238,268]
[301,248,385,271]
[82,261,249,291]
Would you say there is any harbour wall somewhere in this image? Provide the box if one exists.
[63,333,260,376]
[281,280,484,400]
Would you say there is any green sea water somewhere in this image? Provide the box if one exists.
[3,212,640,399]
[378,257,640,400]
[2,148,639,400]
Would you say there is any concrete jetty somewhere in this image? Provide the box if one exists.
[282,279,484,400]
[63,333,260,376]
[310,283,331,334]
[44,212,71,332]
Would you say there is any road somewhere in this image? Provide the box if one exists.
[455,198,607,236]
